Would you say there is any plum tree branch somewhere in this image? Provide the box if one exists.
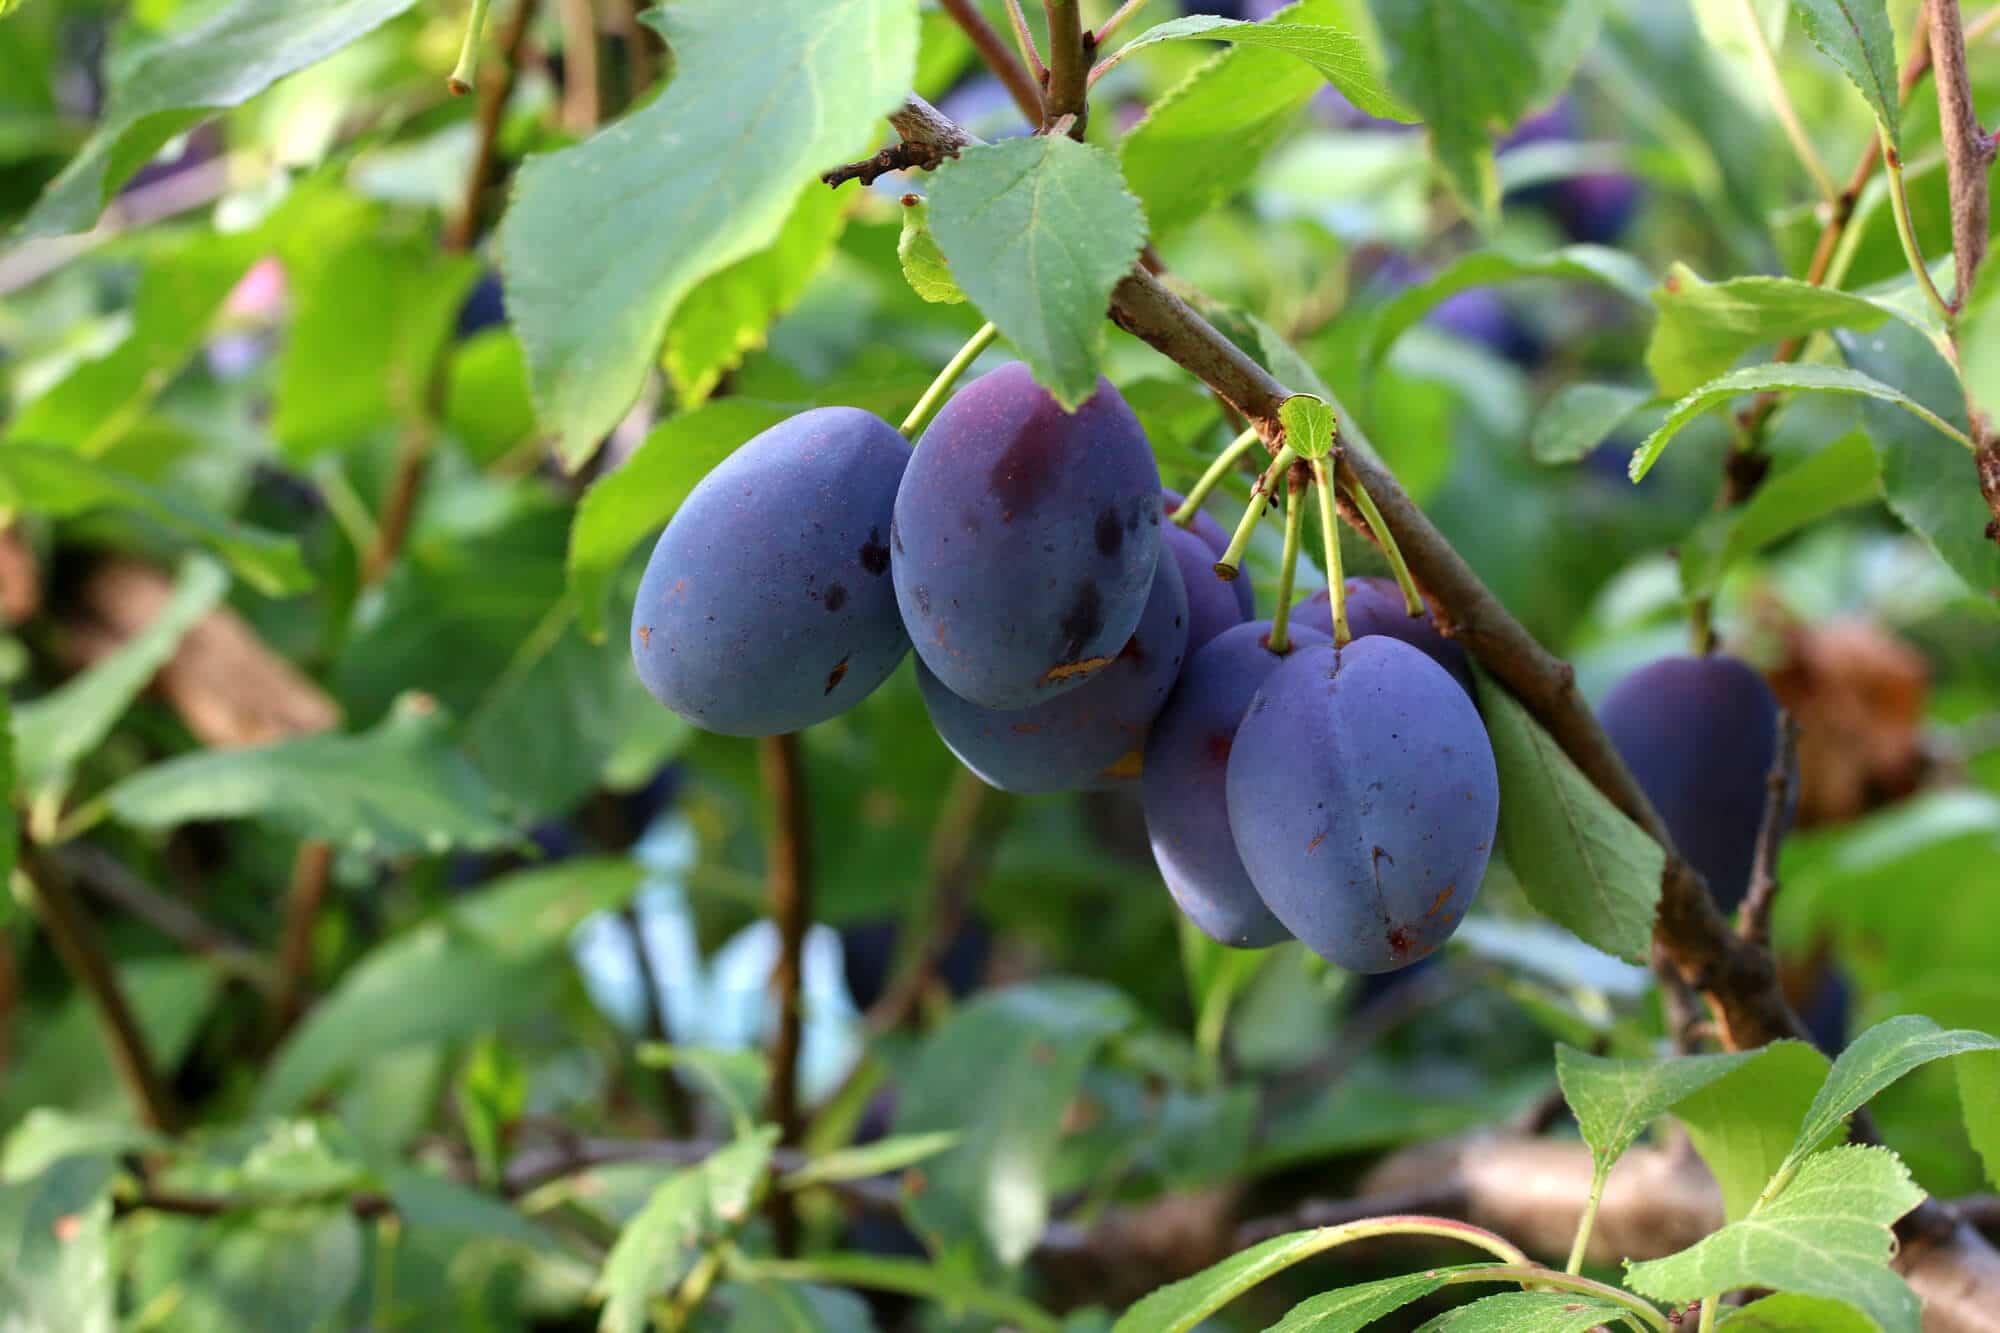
[939,0,1046,125]
[1041,2,1091,136]
[1737,712,1800,949]
[1931,0,1993,312]
[56,843,278,995]
[759,732,811,1256]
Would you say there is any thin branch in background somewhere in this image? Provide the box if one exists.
[22,853,180,1133]
[119,1188,395,1220]
[759,733,811,1257]
[0,931,16,1080]
[1040,1,1091,135]
[614,0,657,105]
[55,843,279,995]
[556,0,602,133]
[1930,0,1994,310]
[865,771,1012,1035]
[1094,0,1151,46]
[269,840,334,1041]
[444,0,541,254]
[1737,713,1802,949]
[1732,0,1838,204]
[622,904,695,1135]
[1002,0,1048,85]
[1882,133,1957,322]
[1656,940,1711,1053]
[939,0,1045,124]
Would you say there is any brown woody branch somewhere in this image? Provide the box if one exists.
[1041,2,1091,136]
[819,139,959,189]
[939,0,1046,125]
[1737,712,1801,949]
[55,843,277,995]
[759,732,811,1256]
[1931,0,1993,311]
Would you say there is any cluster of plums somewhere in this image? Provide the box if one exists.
[631,363,1501,974]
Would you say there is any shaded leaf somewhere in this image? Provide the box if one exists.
[567,399,796,638]
[0,1155,114,1333]
[895,980,1137,1266]
[1724,1293,1879,1331]
[0,446,310,596]
[1678,431,1881,598]
[498,0,916,465]
[926,136,1145,409]
[1366,247,1652,368]
[105,696,514,855]
[1262,1268,1471,1332]
[13,556,227,795]
[1279,394,1335,461]
[1415,1290,1639,1332]
[1530,383,1651,465]
[1793,1015,2000,1161]
[1673,1041,1832,1220]
[897,194,965,304]
[23,0,421,235]
[781,1132,959,1189]
[1557,1045,1764,1173]
[1476,666,1663,962]
[1628,362,1969,482]
[1104,15,1411,121]
[597,1129,779,1333]
[256,859,642,1113]
[1648,265,1892,397]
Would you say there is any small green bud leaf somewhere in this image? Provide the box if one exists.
[897,194,965,305]
[1278,394,1335,461]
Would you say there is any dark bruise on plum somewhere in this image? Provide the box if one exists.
[894,362,1162,710]
[1164,488,1254,619]
[1293,577,1473,698]
[1598,654,1782,914]
[1163,524,1247,655]
[916,546,1189,794]
[1142,620,1326,949]
[631,406,911,736]
[1226,637,1498,973]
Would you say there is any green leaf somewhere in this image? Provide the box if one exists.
[13,556,227,796]
[1414,1290,1640,1332]
[1261,1269,1471,1332]
[781,1132,959,1189]
[134,1208,363,1332]
[1678,431,1881,598]
[105,696,515,856]
[1624,1146,1922,1332]
[1648,265,1893,397]
[894,980,1137,1266]
[1278,394,1336,461]
[567,399,796,638]
[897,193,965,304]
[1530,383,1651,465]
[717,1281,876,1333]
[1957,1051,2000,1188]
[2,231,262,453]
[0,959,217,1125]
[444,331,539,466]
[1475,666,1663,962]
[1792,1014,2000,1161]
[1556,1045,1765,1175]
[1958,260,2000,412]
[1627,362,1970,482]
[1,1109,164,1181]
[1120,0,1348,235]
[663,184,848,410]
[273,236,478,459]
[1789,0,1901,147]
[379,1167,556,1249]
[0,1155,114,1333]
[22,0,423,235]
[256,858,641,1113]
[597,1129,779,1333]
[729,1252,1064,1333]
[926,136,1145,410]
[0,445,311,596]
[1835,326,1999,600]
[1367,0,1609,221]
[1366,247,1652,369]
[1724,1293,1879,1331]
[1102,15,1411,121]
[1672,1041,1832,1220]
[498,0,917,466]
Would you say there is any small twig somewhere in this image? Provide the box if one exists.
[819,139,959,189]
[1883,134,1957,323]
[623,905,695,1135]
[940,0,1045,124]
[1002,0,1048,84]
[119,1188,395,1220]
[556,0,602,133]
[445,0,539,254]
[23,852,180,1133]
[269,840,334,1041]
[1040,2,1091,136]
[865,771,1012,1035]
[759,733,811,1256]
[1094,0,1151,46]
[55,843,278,994]
[614,0,657,104]
[1733,0,1838,205]
[1931,0,1994,311]
[1738,713,1801,949]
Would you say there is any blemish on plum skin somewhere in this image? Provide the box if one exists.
[1387,925,1416,956]
[1423,884,1455,917]
[1306,831,1325,853]
[859,529,890,575]
[824,583,848,612]
[823,656,850,695]
[1042,655,1113,685]
[637,625,652,646]
[1095,507,1124,556]
[1205,732,1232,764]
[1103,748,1144,779]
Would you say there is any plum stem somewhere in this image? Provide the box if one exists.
[1881,128,1958,325]
[1174,426,1263,525]
[1266,472,1305,653]
[1215,445,1294,580]
[1312,458,1350,646]
[1340,464,1422,617]
[448,0,493,94]
[900,322,999,440]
